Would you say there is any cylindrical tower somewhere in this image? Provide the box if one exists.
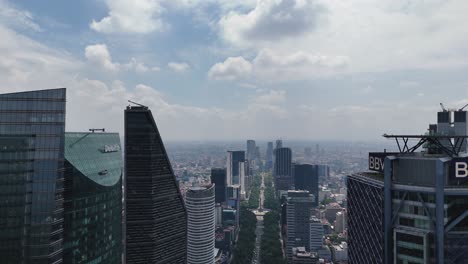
[186,184,216,264]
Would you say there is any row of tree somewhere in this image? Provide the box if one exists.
[261,173,287,264]
[245,175,261,209]
[231,206,257,264]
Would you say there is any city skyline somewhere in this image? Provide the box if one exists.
[1,0,468,140]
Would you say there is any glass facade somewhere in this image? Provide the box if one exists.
[125,106,187,264]
[347,173,385,264]
[63,132,122,264]
[0,89,66,264]
[293,164,319,206]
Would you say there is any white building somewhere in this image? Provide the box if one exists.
[186,184,216,264]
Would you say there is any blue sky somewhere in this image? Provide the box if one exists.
[1,0,468,140]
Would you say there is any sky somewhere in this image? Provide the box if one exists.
[1,0,468,141]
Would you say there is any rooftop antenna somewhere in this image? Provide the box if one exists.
[128,100,148,109]
[89,128,105,133]
[459,103,468,112]
[440,103,447,112]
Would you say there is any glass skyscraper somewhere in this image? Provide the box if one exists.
[125,105,187,264]
[293,164,319,206]
[0,89,66,264]
[63,132,123,263]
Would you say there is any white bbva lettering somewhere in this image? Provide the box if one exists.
[455,162,468,178]
[369,157,385,171]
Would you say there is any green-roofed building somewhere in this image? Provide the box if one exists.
[63,132,123,264]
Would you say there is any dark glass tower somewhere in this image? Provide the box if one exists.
[274,147,292,191]
[347,172,384,264]
[63,132,123,264]
[125,105,187,264]
[226,150,245,185]
[0,88,66,264]
[211,168,227,204]
[293,164,319,206]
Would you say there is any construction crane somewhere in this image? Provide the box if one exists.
[440,103,447,112]
[459,103,468,112]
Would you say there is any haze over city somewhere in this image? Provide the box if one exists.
[1,0,468,140]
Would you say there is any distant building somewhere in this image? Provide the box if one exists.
[294,164,319,206]
[246,139,256,161]
[292,247,319,264]
[276,139,283,149]
[324,203,342,224]
[334,210,347,233]
[310,217,324,251]
[227,185,241,228]
[333,242,348,262]
[125,105,187,263]
[186,184,215,264]
[266,141,274,170]
[0,89,66,263]
[317,165,330,180]
[211,168,227,204]
[226,151,245,185]
[63,132,123,263]
[274,147,293,191]
[287,190,315,261]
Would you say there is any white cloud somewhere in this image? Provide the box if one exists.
[85,44,119,71]
[84,44,159,73]
[253,90,286,105]
[168,62,190,72]
[90,0,165,34]
[219,0,324,46]
[208,49,349,82]
[208,56,252,80]
[0,0,41,31]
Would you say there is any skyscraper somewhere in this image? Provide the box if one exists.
[348,109,468,263]
[211,168,227,204]
[63,132,123,263]
[276,139,283,149]
[0,88,66,263]
[266,141,274,170]
[286,190,315,261]
[274,147,292,191]
[186,184,215,264]
[125,104,187,263]
[347,171,384,263]
[294,164,319,206]
[226,150,245,185]
[246,139,256,161]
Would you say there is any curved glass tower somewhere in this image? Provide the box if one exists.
[186,184,215,264]
[0,88,66,264]
[125,105,187,264]
[63,132,123,264]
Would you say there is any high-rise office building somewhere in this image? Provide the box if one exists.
[287,190,315,261]
[348,109,468,263]
[309,216,324,251]
[266,141,274,170]
[274,147,292,191]
[211,168,227,204]
[125,104,187,263]
[239,161,246,200]
[186,184,215,264]
[294,164,319,206]
[276,139,283,149]
[246,139,256,161]
[0,89,66,263]
[63,132,123,263]
[226,151,245,185]
[347,171,384,263]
